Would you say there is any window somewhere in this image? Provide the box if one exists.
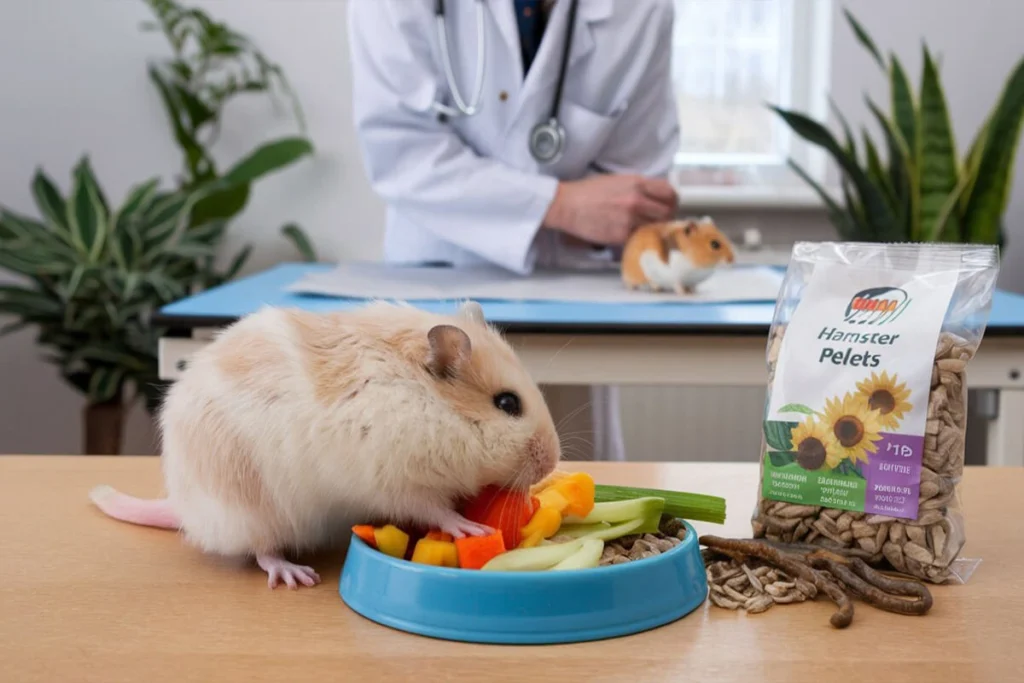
[669,0,833,202]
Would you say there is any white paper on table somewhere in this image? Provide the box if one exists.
[286,261,783,304]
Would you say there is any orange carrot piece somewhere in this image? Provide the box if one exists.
[352,525,377,547]
[425,531,454,543]
[454,530,506,569]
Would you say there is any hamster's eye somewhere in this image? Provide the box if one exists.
[710,239,721,250]
[493,391,522,417]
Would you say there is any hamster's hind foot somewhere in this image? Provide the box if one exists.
[256,554,321,590]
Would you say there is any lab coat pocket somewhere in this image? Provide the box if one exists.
[556,100,622,175]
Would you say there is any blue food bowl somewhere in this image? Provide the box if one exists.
[338,521,708,644]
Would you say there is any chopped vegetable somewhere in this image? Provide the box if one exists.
[454,530,507,569]
[566,497,665,531]
[533,472,595,518]
[553,521,611,539]
[552,539,605,570]
[594,484,726,524]
[481,538,584,571]
[352,524,377,547]
[518,506,562,548]
[575,517,646,542]
[411,538,459,567]
[462,485,536,548]
[425,531,454,542]
[373,524,410,559]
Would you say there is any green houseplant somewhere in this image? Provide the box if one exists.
[141,0,318,278]
[771,8,1024,246]
[0,160,219,453]
[0,0,318,454]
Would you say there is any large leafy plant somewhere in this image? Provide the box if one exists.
[141,0,318,278]
[772,9,1024,246]
[0,159,217,413]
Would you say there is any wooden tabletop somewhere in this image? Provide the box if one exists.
[2,457,1022,683]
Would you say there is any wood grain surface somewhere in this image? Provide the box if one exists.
[1,457,1022,683]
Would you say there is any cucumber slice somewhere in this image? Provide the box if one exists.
[552,539,605,570]
[565,497,665,526]
[481,539,583,571]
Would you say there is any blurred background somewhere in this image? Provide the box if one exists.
[1,0,1021,458]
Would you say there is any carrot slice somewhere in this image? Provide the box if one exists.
[454,530,506,569]
[352,525,377,547]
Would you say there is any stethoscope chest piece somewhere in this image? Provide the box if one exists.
[529,117,566,165]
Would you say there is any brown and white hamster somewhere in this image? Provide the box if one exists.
[621,217,735,294]
[89,301,561,589]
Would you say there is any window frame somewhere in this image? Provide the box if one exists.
[669,0,836,206]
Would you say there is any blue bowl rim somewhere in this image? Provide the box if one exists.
[345,518,699,579]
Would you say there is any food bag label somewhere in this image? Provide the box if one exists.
[762,262,958,520]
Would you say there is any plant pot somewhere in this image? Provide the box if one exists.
[84,399,126,455]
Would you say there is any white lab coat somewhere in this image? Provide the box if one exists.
[347,0,680,459]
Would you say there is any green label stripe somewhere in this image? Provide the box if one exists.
[762,453,866,512]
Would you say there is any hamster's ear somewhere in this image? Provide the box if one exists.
[427,324,472,378]
[459,300,485,325]
[682,220,697,236]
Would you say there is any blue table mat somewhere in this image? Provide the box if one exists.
[156,263,1024,334]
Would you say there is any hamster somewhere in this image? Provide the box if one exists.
[88,300,562,589]
[621,217,735,294]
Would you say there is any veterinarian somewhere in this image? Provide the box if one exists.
[347,0,681,461]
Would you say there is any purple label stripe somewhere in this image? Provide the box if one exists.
[864,432,922,520]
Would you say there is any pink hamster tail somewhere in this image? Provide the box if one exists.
[88,485,181,530]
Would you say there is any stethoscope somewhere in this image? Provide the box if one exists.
[432,0,578,165]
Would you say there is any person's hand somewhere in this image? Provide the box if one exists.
[542,174,678,246]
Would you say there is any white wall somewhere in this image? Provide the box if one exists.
[0,0,1021,456]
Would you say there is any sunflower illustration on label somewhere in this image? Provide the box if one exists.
[760,263,958,520]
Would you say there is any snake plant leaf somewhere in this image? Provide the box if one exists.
[31,169,70,235]
[785,160,858,240]
[143,272,187,302]
[843,8,885,71]
[771,106,899,241]
[66,158,109,262]
[88,365,126,403]
[961,56,1024,244]
[148,65,214,181]
[890,55,918,159]
[282,223,317,262]
[863,131,896,209]
[918,45,961,242]
[888,56,920,239]
[0,319,30,337]
[829,96,858,161]
[0,247,72,276]
[959,117,990,216]
[864,97,913,240]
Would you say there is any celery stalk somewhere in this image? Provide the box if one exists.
[594,484,726,524]
[552,539,604,570]
[481,539,583,571]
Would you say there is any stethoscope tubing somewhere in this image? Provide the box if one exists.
[433,0,487,117]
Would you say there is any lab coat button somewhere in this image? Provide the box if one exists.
[499,90,508,102]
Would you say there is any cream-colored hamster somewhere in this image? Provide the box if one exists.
[89,301,562,589]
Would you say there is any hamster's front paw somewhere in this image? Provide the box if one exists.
[256,554,321,590]
[435,510,492,539]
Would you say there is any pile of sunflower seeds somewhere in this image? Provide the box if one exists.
[553,516,689,566]
[704,556,818,613]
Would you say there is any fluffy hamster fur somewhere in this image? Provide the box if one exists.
[621,217,735,293]
[89,301,561,588]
